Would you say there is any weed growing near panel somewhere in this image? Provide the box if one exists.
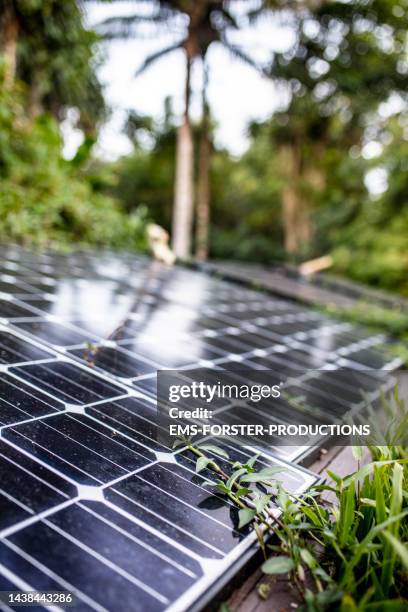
[177,392,408,610]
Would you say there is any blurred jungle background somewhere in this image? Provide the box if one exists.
[0,0,407,297]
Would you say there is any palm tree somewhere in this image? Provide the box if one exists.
[97,0,268,259]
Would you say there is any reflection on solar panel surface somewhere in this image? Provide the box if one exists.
[0,245,401,611]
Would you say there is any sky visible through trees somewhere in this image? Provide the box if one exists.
[0,0,407,295]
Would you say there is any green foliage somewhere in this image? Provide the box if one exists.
[0,79,147,250]
[330,119,408,296]
[2,0,106,129]
[188,394,408,610]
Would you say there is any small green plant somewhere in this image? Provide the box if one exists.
[180,395,408,611]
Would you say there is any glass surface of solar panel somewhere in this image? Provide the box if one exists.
[0,244,401,611]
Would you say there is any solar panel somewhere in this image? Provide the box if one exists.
[0,244,401,610]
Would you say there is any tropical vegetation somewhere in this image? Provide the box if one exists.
[182,389,408,610]
[0,0,407,296]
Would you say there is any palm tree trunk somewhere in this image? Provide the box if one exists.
[195,62,211,261]
[1,4,19,88]
[281,145,301,255]
[171,51,194,259]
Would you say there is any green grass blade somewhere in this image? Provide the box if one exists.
[383,532,408,571]
[381,463,403,596]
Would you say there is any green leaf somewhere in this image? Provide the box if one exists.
[254,494,272,514]
[365,603,408,611]
[262,556,294,574]
[383,532,408,571]
[172,438,186,449]
[241,467,285,483]
[339,480,355,547]
[201,479,216,487]
[300,548,316,569]
[360,497,376,507]
[226,467,247,489]
[341,510,408,586]
[351,446,364,461]
[196,456,212,473]
[235,487,253,498]
[326,469,342,485]
[343,460,400,487]
[381,462,404,595]
[246,453,260,468]
[238,507,256,529]
[197,444,229,459]
[302,507,322,527]
[340,594,358,611]
[215,481,230,495]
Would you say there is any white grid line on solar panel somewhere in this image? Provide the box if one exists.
[212,384,371,442]
[0,432,155,499]
[84,405,169,454]
[0,447,72,502]
[0,494,76,541]
[0,295,57,320]
[101,497,208,564]
[0,252,399,461]
[0,325,56,366]
[107,474,231,564]
[2,538,108,612]
[0,562,62,612]
[8,312,380,387]
[339,355,403,371]
[0,377,63,426]
[0,486,34,515]
[0,409,63,432]
[4,411,155,482]
[0,274,43,295]
[0,416,316,572]
[1,496,207,610]
[9,357,133,403]
[78,500,198,578]
[1,468,218,588]
[1,365,133,414]
[105,487,226,558]
[3,426,114,486]
[3,413,153,478]
[61,410,158,462]
[7,280,58,296]
[0,438,79,498]
[142,459,237,511]
[6,318,103,347]
[42,518,170,605]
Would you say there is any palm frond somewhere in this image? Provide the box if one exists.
[216,8,240,30]
[222,41,268,76]
[98,13,176,39]
[135,40,185,76]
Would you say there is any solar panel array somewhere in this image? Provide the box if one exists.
[0,244,400,611]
